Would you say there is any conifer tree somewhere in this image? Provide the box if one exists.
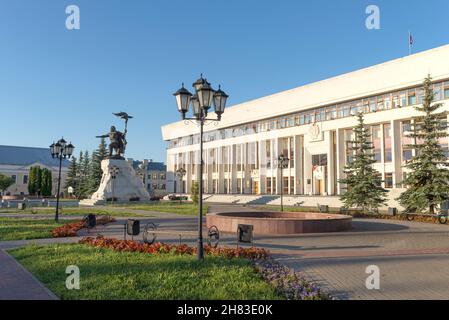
[28,166,37,195]
[397,75,449,214]
[90,138,107,193]
[65,156,78,194]
[338,112,388,213]
[40,169,52,197]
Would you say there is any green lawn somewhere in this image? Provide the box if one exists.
[0,218,77,241]
[9,244,281,300]
[0,208,150,218]
[120,202,209,215]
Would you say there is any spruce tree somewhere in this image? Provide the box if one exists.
[78,151,91,198]
[338,112,388,213]
[90,138,107,193]
[75,151,84,199]
[397,75,449,214]
[65,156,78,194]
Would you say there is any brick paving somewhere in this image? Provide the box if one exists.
[2,204,449,299]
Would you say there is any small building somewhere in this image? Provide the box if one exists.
[0,145,69,197]
[128,159,167,197]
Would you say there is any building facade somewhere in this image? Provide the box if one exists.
[161,45,449,198]
[128,159,167,197]
[0,145,69,196]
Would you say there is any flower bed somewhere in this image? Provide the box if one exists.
[52,216,116,238]
[78,236,330,300]
[79,236,268,259]
[253,258,331,300]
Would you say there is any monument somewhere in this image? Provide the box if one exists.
[80,112,151,206]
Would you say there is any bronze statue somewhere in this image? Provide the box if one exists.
[96,112,133,159]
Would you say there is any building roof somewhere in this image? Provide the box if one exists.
[161,43,449,141]
[129,159,166,172]
[0,145,70,168]
[147,161,166,171]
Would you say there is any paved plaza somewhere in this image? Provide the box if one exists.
[1,204,449,299]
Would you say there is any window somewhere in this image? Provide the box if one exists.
[383,123,392,162]
[384,94,392,110]
[11,175,16,183]
[371,125,381,162]
[266,177,272,194]
[283,177,289,194]
[326,106,336,120]
[444,81,449,99]
[408,90,416,105]
[160,174,166,180]
[23,175,28,184]
[434,83,443,101]
[384,173,393,188]
[401,121,413,162]
[290,176,294,194]
[265,140,271,169]
[344,129,354,164]
[237,178,242,194]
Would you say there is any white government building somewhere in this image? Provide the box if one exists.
[161,44,449,205]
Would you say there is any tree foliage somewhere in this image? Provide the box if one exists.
[0,174,15,194]
[397,75,449,214]
[190,181,199,205]
[338,112,388,212]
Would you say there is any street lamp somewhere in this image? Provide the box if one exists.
[277,154,289,212]
[176,167,187,203]
[50,138,74,222]
[109,165,119,206]
[173,74,229,260]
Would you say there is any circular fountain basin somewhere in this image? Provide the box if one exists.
[206,211,352,235]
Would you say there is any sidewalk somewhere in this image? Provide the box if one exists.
[0,250,58,300]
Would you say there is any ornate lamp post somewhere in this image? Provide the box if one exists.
[176,167,187,193]
[277,154,289,212]
[173,75,229,261]
[176,167,187,204]
[109,165,119,206]
[50,138,74,222]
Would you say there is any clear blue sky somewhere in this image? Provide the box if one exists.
[1,0,449,162]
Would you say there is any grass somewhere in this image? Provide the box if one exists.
[119,201,209,216]
[0,207,150,218]
[0,218,77,241]
[9,244,282,300]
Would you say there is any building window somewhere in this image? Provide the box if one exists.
[266,177,272,194]
[160,173,166,180]
[383,123,392,162]
[384,173,393,188]
[265,140,272,169]
[237,178,242,194]
[344,129,354,164]
[290,176,294,194]
[371,125,381,162]
[23,175,28,184]
[401,121,413,162]
[11,175,16,183]
[408,90,416,105]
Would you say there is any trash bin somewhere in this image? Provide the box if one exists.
[86,214,97,228]
[126,219,140,236]
[388,207,397,216]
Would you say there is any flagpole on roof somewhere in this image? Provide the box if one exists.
[408,30,412,56]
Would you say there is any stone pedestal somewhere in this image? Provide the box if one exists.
[80,159,150,206]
